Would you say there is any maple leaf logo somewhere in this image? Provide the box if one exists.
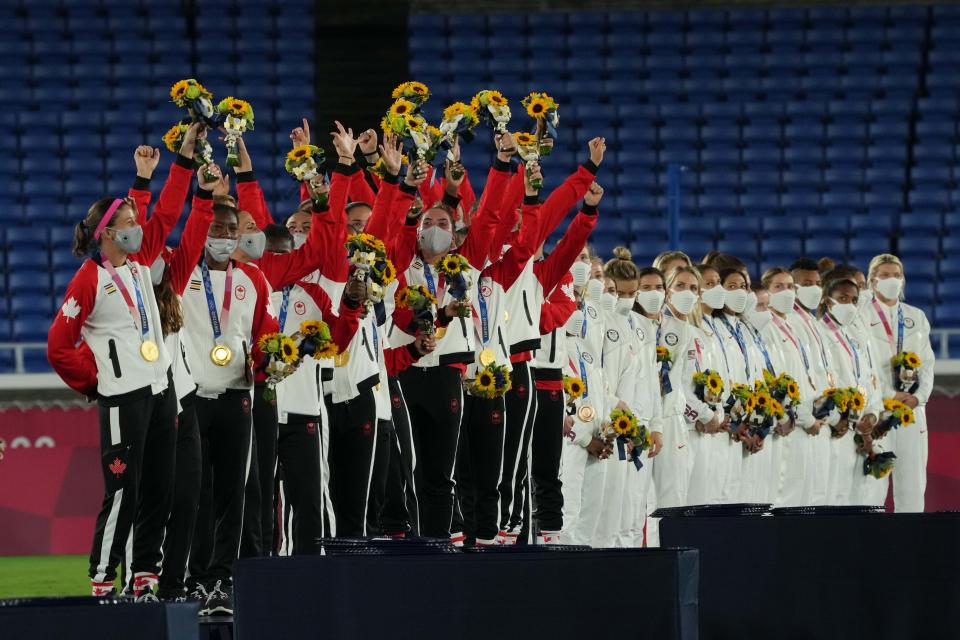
[108,457,126,476]
[561,283,575,301]
[266,302,277,318]
[61,297,81,322]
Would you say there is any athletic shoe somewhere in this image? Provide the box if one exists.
[200,580,233,616]
[134,591,160,603]
[157,587,187,602]
[186,584,208,603]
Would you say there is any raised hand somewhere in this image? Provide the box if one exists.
[523,162,542,196]
[496,131,516,162]
[358,129,378,158]
[197,164,223,191]
[405,160,429,188]
[306,173,329,202]
[212,173,231,198]
[445,159,466,193]
[588,137,606,166]
[379,134,403,176]
[290,117,311,148]
[233,135,252,173]
[584,182,604,207]
[179,122,204,159]
[414,332,437,356]
[134,145,161,179]
[330,120,358,162]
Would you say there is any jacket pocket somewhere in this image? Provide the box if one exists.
[522,291,533,325]
[107,339,122,378]
[362,328,375,361]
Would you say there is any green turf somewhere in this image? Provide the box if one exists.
[0,555,92,599]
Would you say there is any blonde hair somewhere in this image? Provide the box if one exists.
[868,253,904,280]
[666,265,704,328]
[654,250,692,272]
[604,246,640,282]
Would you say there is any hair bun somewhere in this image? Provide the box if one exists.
[612,246,632,261]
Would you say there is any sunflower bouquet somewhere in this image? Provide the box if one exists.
[513,131,543,190]
[858,444,897,479]
[891,351,921,394]
[440,101,480,148]
[874,398,915,438]
[656,346,674,395]
[768,372,801,425]
[162,123,216,179]
[257,331,301,402]
[368,154,409,180]
[285,144,324,182]
[170,78,221,127]
[601,408,650,470]
[344,233,396,306]
[521,91,560,149]
[692,369,725,404]
[724,382,754,426]
[395,285,438,335]
[467,362,512,399]
[471,90,512,132]
[391,80,431,107]
[815,387,864,437]
[292,319,339,361]
[434,253,472,317]
[216,97,255,167]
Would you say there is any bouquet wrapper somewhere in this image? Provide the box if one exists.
[615,435,644,471]
[659,362,673,395]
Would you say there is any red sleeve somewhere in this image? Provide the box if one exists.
[539,271,577,334]
[458,169,476,221]
[482,200,541,290]
[47,260,100,396]
[349,169,376,206]
[535,162,598,250]
[384,345,417,377]
[131,159,194,266]
[298,282,362,351]
[366,171,383,192]
[128,183,151,226]
[365,178,400,239]
[458,163,513,267]
[534,211,598,296]
[168,192,215,295]
[488,167,525,261]
[386,220,419,274]
[418,165,443,206]
[244,265,280,371]
[236,175,275,229]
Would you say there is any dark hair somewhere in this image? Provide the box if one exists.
[345,201,373,214]
[789,257,820,272]
[823,264,859,282]
[695,263,719,279]
[72,197,129,258]
[819,278,860,315]
[637,266,665,286]
[712,267,749,317]
[705,252,748,273]
[154,261,184,337]
[212,203,239,221]
[817,256,836,274]
[264,223,292,243]
[702,250,720,264]
[426,202,457,226]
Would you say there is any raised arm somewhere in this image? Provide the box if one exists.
[534,137,605,250]
[539,271,577,335]
[535,182,602,295]
[168,168,218,294]
[457,132,518,267]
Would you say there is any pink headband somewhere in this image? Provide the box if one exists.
[93,199,125,240]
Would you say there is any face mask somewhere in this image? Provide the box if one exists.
[875,277,903,301]
[856,288,873,312]
[570,261,590,288]
[747,309,772,331]
[636,290,665,315]
[206,236,238,262]
[238,231,266,260]
[600,293,617,314]
[744,291,758,316]
[769,289,796,315]
[108,225,143,254]
[829,300,857,326]
[725,289,749,314]
[419,225,453,255]
[584,279,603,303]
[796,285,822,310]
[292,232,307,250]
[670,290,698,315]
[615,297,634,315]
[564,309,585,336]
[701,285,726,310]
[150,254,166,286]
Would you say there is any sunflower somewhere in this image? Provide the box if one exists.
[280,337,299,363]
[744,397,757,414]
[564,376,585,398]
[170,79,189,101]
[755,392,770,408]
[162,124,187,152]
[514,131,536,146]
[526,96,550,118]
[390,99,415,119]
[787,380,799,399]
[707,373,723,393]
[770,399,785,420]
[440,255,461,274]
[288,145,312,161]
[900,407,914,426]
[427,125,441,139]
[613,416,632,436]
[488,91,507,106]
[381,260,397,286]
[317,342,339,359]
[850,392,865,412]
[475,371,495,393]
[258,332,280,353]
[443,101,468,120]
[300,320,322,335]
[396,287,411,309]
[905,353,921,368]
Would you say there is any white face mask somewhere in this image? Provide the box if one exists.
[856,288,873,312]
[796,284,822,310]
[769,289,797,315]
[600,293,617,314]
[206,236,238,262]
[636,290,665,315]
[584,279,603,303]
[239,230,266,260]
[670,289,698,315]
[829,300,857,325]
[615,297,634,315]
[419,225,453,255]
[701,284,726,310]
[570,261,590,288]
[564,309,585,336]
[292,232,307,250]
[743,291,758,316]
[150,254,166,286]
[725,288,749,314]
[874,276,903,301]
[747,309,772,331]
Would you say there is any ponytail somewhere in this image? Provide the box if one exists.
[71,196,129,258]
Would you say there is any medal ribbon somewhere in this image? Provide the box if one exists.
[101,260,149,341]
[795,303,830,371]
[719,314,751,379]
[871,298,904,353]
[772,315,811,376]
[701,316,731,378]
[823,313,861,379]
[278,286,291,331]
[201,261,233,344]
[747,323,775,376]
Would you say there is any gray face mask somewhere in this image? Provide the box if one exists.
[239,231,266,260]
[206,236,238,262]
[108,225,143,254]
[150,254,166,286]
[419,225,453,255]
[292,232,307,250]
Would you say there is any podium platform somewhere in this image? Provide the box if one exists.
[233,547,700,639]
[660,512,960,640]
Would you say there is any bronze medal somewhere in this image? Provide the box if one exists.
[577,403,596,422]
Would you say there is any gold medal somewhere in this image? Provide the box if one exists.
[140,340,159,362]
[577,403,596,423]
[334,351,350,368]
[210,344,232,366]
[435,326,447,339]
[479,348,496,366]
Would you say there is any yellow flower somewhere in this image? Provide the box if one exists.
[280,337,299,364]
[300,320,322,335]
[427,125,441,139]
[170,80,189,101]
[443,102,468,120]
[396,287,411,309]
[288,145,312,161]
[744,397,757,414]
[526,96,550,118]
[390,99,415,119]
[475,371,495,392]
[850,392,865,412]
[905,353,921,368]
[162,124,186,153]
[787,380,799,399]
[707,373,723,393]
[410,81,428,95]
[613,416,632,436]
[564,376,585,399]
[514,132,536,146]
[441,255,461,274]
[487,91,507,106]
[258,332,278,352]
[900,408,914,426]
[381,260,397,285]
[317,342,339,359]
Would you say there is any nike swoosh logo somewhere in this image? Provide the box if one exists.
[678,444,686,449]
[870,322,881,327]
